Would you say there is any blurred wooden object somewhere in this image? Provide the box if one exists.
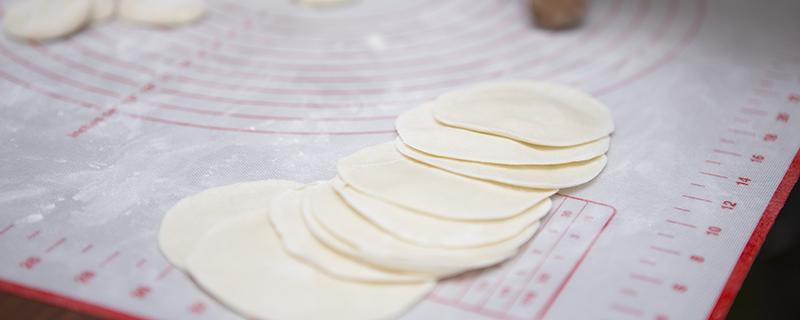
[0,291,96,320]
[529,0,587,30]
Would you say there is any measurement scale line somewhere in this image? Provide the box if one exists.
[630,272,663,285]
[753,88,779,98]
[611,303,644,317]
[719,138,736,144]
[0,223,14,236]
[682,194,713,203]
[746,97,762,105]
[81,244,93,253]
[712,149,742,157]
[674,207,691,213]
[764,71,791,81]
[650,245,681,256]
[45,238,66,253]
[699,171,729,179]
[99,251,119,268]
[656,232,675,239]
[689,182,706,187]
[451,272,479,303]
[156,266,174,281]
[639,259,657,266]
[705,160,721,165]
[536,202,616,320]
[666,219,696,228]
[620,288,638,297]
[501,202,589,315]
[728,128,756,136]
[26,230,41,240]
[456,249,529,306]
[739,108,767,116]
[475,196,568,308]
[427,295,508,320]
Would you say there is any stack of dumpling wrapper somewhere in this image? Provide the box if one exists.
[159,81,615,319]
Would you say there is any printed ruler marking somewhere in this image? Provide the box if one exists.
[609,54,799,320]
[427,195,616,320]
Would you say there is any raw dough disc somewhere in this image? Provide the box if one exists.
[397,104,610,165]
[396,140,608,189]
[304,183,541,276]
[3,0,92,41]
[270,188,432,283]
[186,212,434,320]
[337,142,556,221]
[118,0,207,27]
[432,81,615,147]
[90,0,115,21]
[333,178,551,248]
[158,180,300,269]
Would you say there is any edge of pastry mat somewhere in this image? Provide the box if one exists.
[707,148,800,320]
[0,149,797,320]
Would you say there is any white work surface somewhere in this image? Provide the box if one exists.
[1,0,799,319]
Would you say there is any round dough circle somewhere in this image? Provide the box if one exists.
[304,183,539,276]
[270,188,432,283]
[90,0,115,21]
[333,178,551,248]
[158,180,300,269]
[432,82,615,147]
[397,104,610,165]
[337,142,556,221]
[186,212,433,320]
[396,139,608,189]
[118,0,207,27]
[3,0,92,41]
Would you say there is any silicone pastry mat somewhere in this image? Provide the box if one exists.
[0,0,798,319]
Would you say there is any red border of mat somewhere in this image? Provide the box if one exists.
[0,149,797,320]
[707,148,800,320]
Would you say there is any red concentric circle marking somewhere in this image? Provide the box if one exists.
[0,0,706,136]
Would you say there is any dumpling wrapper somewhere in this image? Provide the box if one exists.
[337,142,556,221]
[90,0,115,21]
[396,139,607,189]
[3,0,91,41]
[186,212,433,320]
[118,0,207,27]
[397,104,610,165]
[304,183,540,276]
[158,180,300,269]
[333,178,551,248]
[432,82,614,147]
[270,188,432,284]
